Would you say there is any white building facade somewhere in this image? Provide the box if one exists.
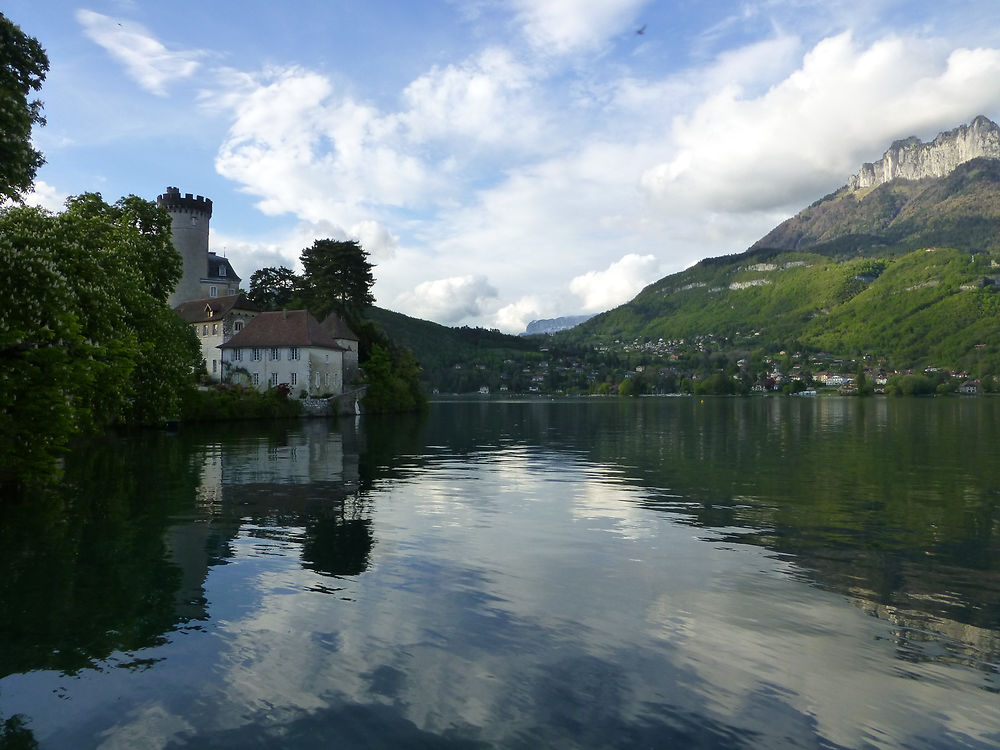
[219,310,346,396]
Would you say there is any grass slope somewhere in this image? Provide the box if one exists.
[565,157,1000,371]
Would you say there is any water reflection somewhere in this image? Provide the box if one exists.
[1,401,999,749]
[0,419,368,682]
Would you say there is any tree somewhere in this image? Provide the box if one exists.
[248,265,300,310]
[0,194,201,484]
[300,239,375,322]
[0,12,49,201]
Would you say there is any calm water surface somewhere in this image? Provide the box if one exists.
[1,398,998,749]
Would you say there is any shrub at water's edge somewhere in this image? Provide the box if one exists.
[180,384,303,421]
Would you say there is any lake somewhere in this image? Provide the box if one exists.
[1,397,998,749]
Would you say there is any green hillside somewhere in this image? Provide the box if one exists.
[365,307,544,392]
[563,157,1000,374]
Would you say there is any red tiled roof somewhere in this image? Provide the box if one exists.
[173,293,259,323]
[219,309,345,350]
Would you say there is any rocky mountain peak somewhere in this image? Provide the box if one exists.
[848,115,1000,190]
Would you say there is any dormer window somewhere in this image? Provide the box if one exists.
[219,265,226,277]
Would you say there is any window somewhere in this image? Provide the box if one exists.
[202,325,208,336]
[269,347,280,361]
[290,373,297,386]
[289,347,299,360]
[219,265,227,277]
[212,323,218,335]
[233,349,242,362]
[252,348,262,361]
[234,320,243,332]
[228,287,236,295]
[253,373,259,386]
[315,372,321,389]
[270,372,278,386]
[210,286,218,297]
[211,359,217,374]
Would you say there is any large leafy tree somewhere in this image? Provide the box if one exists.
[0,12,49,202]
[0,194,201,484]
[300,239,375,322]
[248,265,300,310]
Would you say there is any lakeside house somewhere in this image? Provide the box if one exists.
[174,294,260,381]
[219,309,346,396]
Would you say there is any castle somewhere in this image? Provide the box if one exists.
[158,187,241,306]
[160,187,359,393]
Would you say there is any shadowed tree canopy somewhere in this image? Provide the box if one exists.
[0,12,49,202]
[300,239,375,322]
[248,265,301,310]
[0,194,201,484]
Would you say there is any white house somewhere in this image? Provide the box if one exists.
[175,294,260,381]
[219,310,346,396]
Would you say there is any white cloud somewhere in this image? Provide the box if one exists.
[511,0,650,55]
[641,32,1000,212]
[395,275,499,325]
[348,219,399,261]
[401,48,540,147]
[212,66,442,227]
[495,296,547,334]
[193,19,1000,331]
[570,253,658,311]
[76,10,204,96]
[19,181,69,212]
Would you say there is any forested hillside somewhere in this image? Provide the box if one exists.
[563,157,1000,375]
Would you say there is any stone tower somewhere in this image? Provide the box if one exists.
[159,186,213,307]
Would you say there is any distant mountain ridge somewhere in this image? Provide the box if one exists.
[522,314,594,336]
[848,115,1000,190]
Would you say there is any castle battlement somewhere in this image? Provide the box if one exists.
[157,186,213,218]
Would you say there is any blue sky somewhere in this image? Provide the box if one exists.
[7,1,1000,332]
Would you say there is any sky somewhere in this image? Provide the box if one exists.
[6,1,1000,333]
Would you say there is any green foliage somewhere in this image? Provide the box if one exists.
[361,344,427,413]
[695,372,740,395]
[0,12,48,202]
[301,239,375,322]
[365,306,540,393]
[0,195,201,485]
[885,374,938,396]
[248,265,301,310]
[179,384,303,421]
[618,376,637,397]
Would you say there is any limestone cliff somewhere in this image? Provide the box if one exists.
[848,115,1000,190]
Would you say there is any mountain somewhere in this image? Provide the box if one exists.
[522,314,595,335]
[561,117,1000,373]
[848,115,1000,190]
